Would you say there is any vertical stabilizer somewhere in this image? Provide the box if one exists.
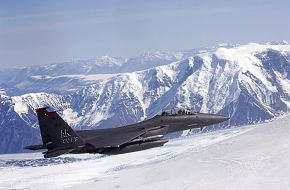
[36,107,85,152]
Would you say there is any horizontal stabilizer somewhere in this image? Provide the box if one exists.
[43,148,74,158]
[24,144,46,150]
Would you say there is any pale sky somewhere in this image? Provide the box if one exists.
[0,0,289,69]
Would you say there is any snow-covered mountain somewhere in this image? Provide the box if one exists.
[0,52,183,95]
[0,42,290,153]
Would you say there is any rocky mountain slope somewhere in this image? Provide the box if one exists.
[0,42,290,153]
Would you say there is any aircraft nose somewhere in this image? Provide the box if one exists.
[204,114,230,125]
[214,115,230,123]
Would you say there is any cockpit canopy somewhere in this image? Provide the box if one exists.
[156,108,197,116]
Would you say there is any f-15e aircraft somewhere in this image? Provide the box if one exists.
[25,107,229,158]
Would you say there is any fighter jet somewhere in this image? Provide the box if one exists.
[25,107,229,158]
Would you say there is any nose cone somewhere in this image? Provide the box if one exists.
[213,115,230,123]
[200,114,230,125]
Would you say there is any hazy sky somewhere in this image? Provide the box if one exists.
[0,0,289,69]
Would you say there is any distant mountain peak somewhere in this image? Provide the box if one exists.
[1,42,290,153]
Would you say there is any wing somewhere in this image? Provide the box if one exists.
[24,144,46,150]
[87,130,145,148]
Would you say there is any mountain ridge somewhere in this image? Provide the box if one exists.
[0,42,290,153]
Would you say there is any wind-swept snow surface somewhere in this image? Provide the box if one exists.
[73,114,290,190]
[1,114,290,189]
[0,126,252,189]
